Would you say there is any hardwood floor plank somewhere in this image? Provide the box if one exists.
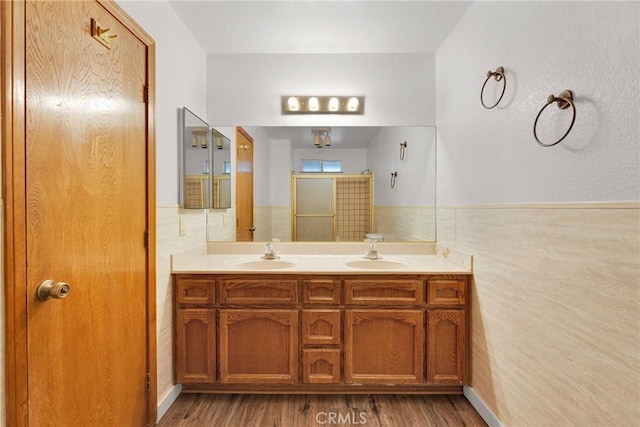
[157,394,487,427]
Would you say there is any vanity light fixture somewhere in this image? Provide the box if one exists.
[312,127,332,148]
[282,96,365,114]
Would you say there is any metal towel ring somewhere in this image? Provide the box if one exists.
[390,172,398,189]
[400,141,407,160]
[480,66,506,109]
[533,90,576,147]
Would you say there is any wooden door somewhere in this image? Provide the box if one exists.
[345,310,424,384]
[235,127,254,241]
[2,1,156,425]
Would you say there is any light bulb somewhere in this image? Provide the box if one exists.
[347,97,359,112]
[308,97,319,111]
[287,96,300,111]
[328,97,339,112]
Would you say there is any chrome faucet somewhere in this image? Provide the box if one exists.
[262,241,280,260]
[363,241,382,260]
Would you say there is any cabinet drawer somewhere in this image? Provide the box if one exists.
[219,279,298,305]
[302,310,341,345]
[176,277,216,305]
[302,349,341,384]
[302,279,341,304]
[427,280,466,306]
[344,279,423,306]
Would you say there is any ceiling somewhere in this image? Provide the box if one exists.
[261,126,382,148]
[168,1,472,55]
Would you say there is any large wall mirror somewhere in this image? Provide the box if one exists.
[179,107,231,209]
[206,125,436,243]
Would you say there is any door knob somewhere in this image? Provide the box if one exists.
[248,227,256,232]
[36,280,71,301]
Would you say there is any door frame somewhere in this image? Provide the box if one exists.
[1,1,157,425]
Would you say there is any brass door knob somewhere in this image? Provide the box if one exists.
[36,280,71,301]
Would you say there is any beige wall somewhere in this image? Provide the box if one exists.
[373,206,436,242]
[438,204,640,426]
[155,207,207,404]
[254,206,292,243]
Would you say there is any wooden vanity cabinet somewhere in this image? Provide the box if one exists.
[174,276,217,385]
[426,279,468,385]
[301,279,342,384]
[173,273,470,392]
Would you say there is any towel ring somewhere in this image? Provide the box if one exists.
[390,171,398,189]
[533,90,576,147]
[400,141,407,160]
[480,66,506,109]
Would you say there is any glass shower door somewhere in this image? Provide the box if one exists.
[294,177,335,241]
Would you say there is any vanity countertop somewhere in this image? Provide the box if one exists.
[171,242,472,275]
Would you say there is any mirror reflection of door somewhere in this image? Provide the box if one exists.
[236,127,255,240]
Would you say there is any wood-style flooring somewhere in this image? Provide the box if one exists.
[157,393,488,427]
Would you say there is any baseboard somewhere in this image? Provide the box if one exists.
[464,386,503,427]
[157,384,182,422]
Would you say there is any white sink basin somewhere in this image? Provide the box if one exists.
[234,260,296,270]
[345,259,407,270]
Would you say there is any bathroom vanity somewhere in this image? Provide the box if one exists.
[172,243,472,394]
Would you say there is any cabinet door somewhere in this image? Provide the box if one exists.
[176,309,216,384]
[219,309,298,384]
[427,310,467,384]
[345,310,424,384]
